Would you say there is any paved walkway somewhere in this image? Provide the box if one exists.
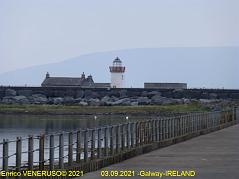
[79,124,239,179]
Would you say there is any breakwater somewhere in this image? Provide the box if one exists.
[0,87,239,106]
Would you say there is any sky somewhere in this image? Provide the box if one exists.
[0,0,239,74]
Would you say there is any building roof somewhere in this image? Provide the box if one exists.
[41,73,95,87]
[113,57,122,63]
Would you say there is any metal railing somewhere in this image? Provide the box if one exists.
[0,107,238,173]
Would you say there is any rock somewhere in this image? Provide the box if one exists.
[5,89,16,96]
[183,98,191,104]
[79,101,88,106]
[137,97,151,105]
[14,96,29,104]
[47,97,54,104]
[18,90,33,97]
[101,96,111,103]
[131,101,138,106]
[28,94,48,104]
[113,98,131,105]
[75,98,83,103]
[63,96,75,104]
[151,94,163,103]
[199,99,214,104]
[88,98,100,106]
[53,97,64,105]
[2,96,15,104]
[111,96,119,102]
[151,95,176,105]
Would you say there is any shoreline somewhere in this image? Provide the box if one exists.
[0,103,209,116]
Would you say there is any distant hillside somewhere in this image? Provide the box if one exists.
[0,47,238,88]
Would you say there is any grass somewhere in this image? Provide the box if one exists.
[0,103,209,115]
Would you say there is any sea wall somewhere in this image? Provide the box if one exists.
[0,86,239,106]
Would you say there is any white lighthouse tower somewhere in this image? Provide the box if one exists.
[109,57,126,88]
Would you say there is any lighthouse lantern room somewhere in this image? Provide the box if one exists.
[109,57,125,88]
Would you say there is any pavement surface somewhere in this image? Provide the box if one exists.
[78,124,239,179]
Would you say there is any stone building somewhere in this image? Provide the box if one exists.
[41,72,95,87]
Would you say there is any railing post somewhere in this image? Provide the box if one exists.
[126,123,130,149]
[139,122,143,145]
[68,132,73,165]
[135,122,139,146]
[130,123,135,147]
[121,124,125,151]
[233,107,237,122]
[110,126,114,155]
[39,134,45,170]
[16,137,22,171]
[159,119,162,141]
[49,135,54,170]
[154,120,157,141]
[3,139,9,171]
[104,127,109,156]
[144,121,147,144]
[84,130,88,163]
[59,133,64,169]
[97,128,102,158]
[76,130,81,163]
[166,118,169,139]
[150,120,153,142]
[28,136,34,170]
[116,125,120,153]
[162,119,165,140]
[91,129,95,160]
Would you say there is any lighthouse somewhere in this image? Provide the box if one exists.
[109,57,126,88]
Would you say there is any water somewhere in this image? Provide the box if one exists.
[0,114,147,141]
[0,114,152,169]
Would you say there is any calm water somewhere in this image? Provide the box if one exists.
[0,114,148,141]
[0,114,153,169]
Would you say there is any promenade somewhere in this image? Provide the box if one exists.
[79,124,239,179]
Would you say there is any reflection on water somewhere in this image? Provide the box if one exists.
[0,114,153,169]
[0,114,148,141]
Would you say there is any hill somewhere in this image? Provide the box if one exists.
[0,47,238,88]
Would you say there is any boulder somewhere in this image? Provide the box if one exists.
[75,98,83,103]
[137,97,151,105]
[151,94,163,103]
[5,89,16,96]
[2,96,16,104]
[63,96,75,104]
[151,95,176,105]
[131,101,139,106]
[14,96,30,104]
[113,98,131,105]
[79,101,88,106]
[101,96,111,103]
[53,97,64,105]
[88,98,101,106]
[29,94,48,104]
